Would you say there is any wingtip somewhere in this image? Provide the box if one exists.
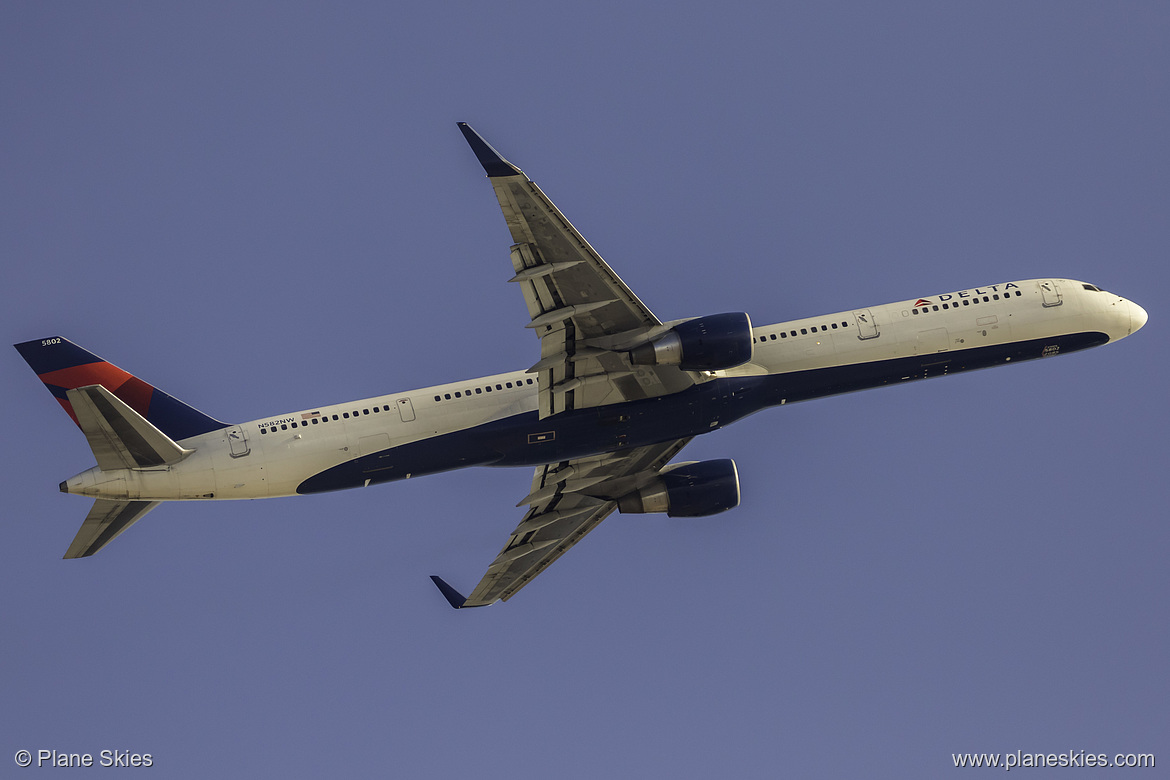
[429,575,469,609]
[457,122,523,178]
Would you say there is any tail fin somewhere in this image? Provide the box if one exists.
[14,337,227,442]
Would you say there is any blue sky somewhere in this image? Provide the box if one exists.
[2,3,1166,777]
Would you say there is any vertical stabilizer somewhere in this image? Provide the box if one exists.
[14,337,226,441]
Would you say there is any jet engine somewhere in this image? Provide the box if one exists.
[617,459,741,517]
[628,312,753,371]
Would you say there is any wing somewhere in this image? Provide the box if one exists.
[459,123,695,419]
[432,437,692,608]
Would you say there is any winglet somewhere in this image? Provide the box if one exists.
[429,575,470,609]
[457,122,523,178]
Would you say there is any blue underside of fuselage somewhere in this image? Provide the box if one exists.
[295,331,1108,494]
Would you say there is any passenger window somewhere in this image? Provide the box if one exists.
[800,328,807,335]
[260,428,267,435]
[343,412,349,418]
[332,415,338,421]
[506,382,513,388]
[444,393,451,400]
[363,409,369,415]
[311,418,318,424]
[932,305,939,311]
[780,332,787,338]
[455,392,461,398]
[963,300,970,306]
[434,395,441,402]
[281,424,288,430]
[372,407,380,413]
[496,384,502,390]
[475,388,482,394]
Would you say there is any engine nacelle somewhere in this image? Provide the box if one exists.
[617,459,741,517]
[628,312,753,371]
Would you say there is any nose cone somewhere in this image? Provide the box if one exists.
[1129,300,1148,334]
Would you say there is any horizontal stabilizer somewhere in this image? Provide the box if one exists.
[67,384,193,471]
[65,499,160,558]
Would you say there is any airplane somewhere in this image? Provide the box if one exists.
[15,123,1148,609]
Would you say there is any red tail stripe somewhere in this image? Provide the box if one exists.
[37,362,155,421]
[54,397,79,427]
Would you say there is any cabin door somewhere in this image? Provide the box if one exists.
[1039,280,1063,307]
[852,309,879,339]
[227,426,250,458]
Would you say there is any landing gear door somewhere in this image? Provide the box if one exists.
[852,309,879,340]
[227,425,250,458]
[1039,280,1063,307]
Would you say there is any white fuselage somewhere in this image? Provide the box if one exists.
[62,279,1145,503]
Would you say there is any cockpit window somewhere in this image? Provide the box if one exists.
[1082,284,1101,292]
